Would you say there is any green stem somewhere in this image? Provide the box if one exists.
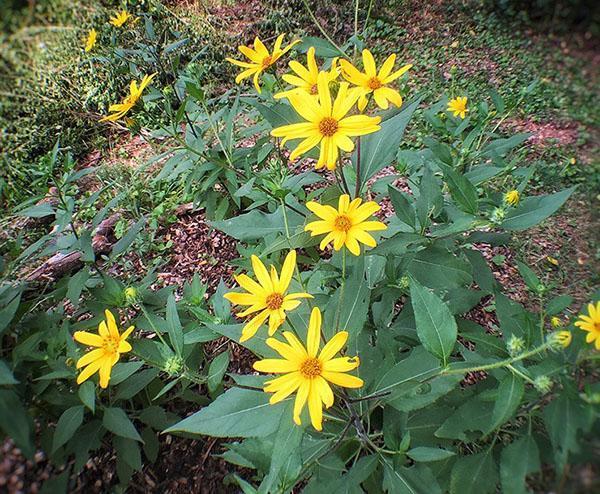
[506,364,536,385]
[139,303,171,350]
[334,249,347,331]
[301,0,349,58]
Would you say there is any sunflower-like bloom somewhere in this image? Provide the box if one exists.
[224,250,312,342]
[504,189,520,206]
[110,10,134,27]
[305,194,387,256]
[73,309,134,388]
[100,73,157,122]
[226,34,300,93]
[574,301,600,350]
[274,46,338,100]
[254,307,363,430]
[447,96,469,119]
[271,72,381,170]
[84,29,97,52]
[339,49,412,111]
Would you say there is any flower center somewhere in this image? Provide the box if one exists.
[265,292,284,310]
[318,117,338,137]
[334,215,352,232]
[300,358,322,379]
[309,84,318,95]
[102,336,120,355]
[367,77,382,90]
[261,55,273,68]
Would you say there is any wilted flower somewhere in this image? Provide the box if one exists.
[100,73,157,122]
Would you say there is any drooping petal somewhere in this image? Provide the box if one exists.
[76,358,103,384]
[240,310,270,342]
[373,89,390,110]
[98,357,114,388]
[76,348,105,369]
[377,87,403,108]
[333,133,354,152]
[350,228,377,247]
[307,307,322,358]
[290,133,322,160]
[345,235,361,256]
[322,371,364,388]
[235,67,260,84]
[319,231,336,250]
[315,376,334,408]
[268,311,284,336]
[268,374,303,403]
[307,381,323,430]
[293,380,310,425]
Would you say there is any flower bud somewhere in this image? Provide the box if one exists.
[506,335,525,356]
[550,316,562,328]
[398,276,410,291]
[490,207,506,224]
[164,355,184,376]
[124,287,138,304]
[534,375,553,394]
[504,190,520,206]
[549,330,572,349]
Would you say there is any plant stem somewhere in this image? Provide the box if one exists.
[301,0,349,58]
[355,136,361,198]
[334,249,347,331]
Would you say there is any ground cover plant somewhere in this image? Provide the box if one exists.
[0,0,598,492]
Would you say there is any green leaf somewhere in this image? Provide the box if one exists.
[389,185,416,227]
[436,397,494,440]
[516,260,541,292]
[114,436,142,471]
[297,36,344,57]
[166,293,184,355]
[111,217,146,257]
[487,373,524,433]
[438,163,478,214]
[381,457,441,494]
[0,360,18,385]
[67,268,89,308]
[110,361,144,385]
[501,186,576,230]
[543,391,593,469]
[78,381,95,413]
[407,447,456,462]
[103,407,142,442]
[52,406,84,452]
[0,390,34,458]
[450,451,498,494]
[546,295,572,315]
[0,291,22,334]
[211,207,303,242]
[480,133,530,158]
[407,246,472,289]
[207,350,230,393]
[327,454,378,491]
[410,280,457,365]
[352,98,421,183]
[250,100,301,128]
[500,435,540,494]
[165,388,286,438]
[114,368,159,401]
[16,203,55,218]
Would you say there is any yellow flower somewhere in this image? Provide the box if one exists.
[447,96,469,119]
[305,194,387,256]
[226,34,300,93]
[254,307,363,430]
[555,330,572,348]
[504,189,520,206]
[551,316,562,328]
[546,256,559,266]
[224,250,312,342]
[73,309,134,388]
[574,301,600,350]
[100,73,157,122]
[339,49,412,111]
[271,72,381,170]
[274,46,338,100]
[110,10,133,27]
[84,28,97,52]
